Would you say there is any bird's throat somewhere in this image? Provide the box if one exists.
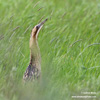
[29,38,41,67]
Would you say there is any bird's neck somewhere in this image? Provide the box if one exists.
[29,38,41,66]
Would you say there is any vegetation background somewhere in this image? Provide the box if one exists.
[0,0,100,100]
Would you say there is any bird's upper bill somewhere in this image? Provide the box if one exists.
[36,18,48,29]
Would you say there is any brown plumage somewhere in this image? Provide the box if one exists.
[23,18,48,81]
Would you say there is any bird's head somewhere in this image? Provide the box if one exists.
[31,18,48,39]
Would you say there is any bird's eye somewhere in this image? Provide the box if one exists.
[36,26,39,30]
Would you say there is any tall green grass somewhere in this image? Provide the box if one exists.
[0,0,100,100]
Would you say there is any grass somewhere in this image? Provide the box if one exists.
[0,0,100,100]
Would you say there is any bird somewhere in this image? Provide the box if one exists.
[23,18,48,81]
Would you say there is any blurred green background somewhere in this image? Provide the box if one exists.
[0,0,100,100]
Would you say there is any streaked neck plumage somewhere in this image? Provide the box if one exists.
[29,37,41,67]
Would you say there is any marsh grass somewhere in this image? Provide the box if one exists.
[0,0,100,100]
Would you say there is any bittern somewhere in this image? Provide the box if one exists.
[23,18,48,81]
